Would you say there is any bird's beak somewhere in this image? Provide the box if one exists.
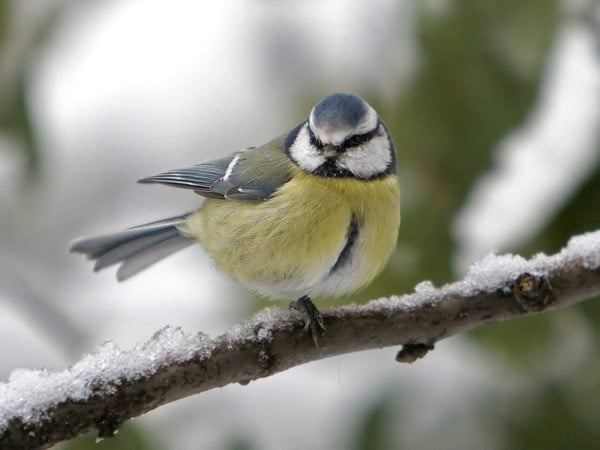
[323,144,339,161]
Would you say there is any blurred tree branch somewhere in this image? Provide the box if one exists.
[1,231,599,449]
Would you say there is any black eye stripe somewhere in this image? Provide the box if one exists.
[306,123,379,150]
[307,121,380,150]
[343,124,380,148]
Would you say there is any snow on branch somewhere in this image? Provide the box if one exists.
[1,231,599,449]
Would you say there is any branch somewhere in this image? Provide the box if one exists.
[1,231,599,449]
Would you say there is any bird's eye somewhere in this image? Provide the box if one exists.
[307,125,324,150]
[344,135,366,148]
[343,126,379,148]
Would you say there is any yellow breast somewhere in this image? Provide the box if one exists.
[182,167,400,300]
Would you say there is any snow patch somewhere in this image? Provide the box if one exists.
[370,230,600,311]
[561,230,600,269]
[224,307,290,347]
[0,326,213,432]
[452,230,599,297]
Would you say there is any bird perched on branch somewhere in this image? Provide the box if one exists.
[71,92,401,344]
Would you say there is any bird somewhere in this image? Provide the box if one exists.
[70,92,401,344]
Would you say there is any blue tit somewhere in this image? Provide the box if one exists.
[71,92,401,342]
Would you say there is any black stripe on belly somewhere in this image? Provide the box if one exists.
[330,214,359,274]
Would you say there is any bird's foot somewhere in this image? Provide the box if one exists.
[289,295,325,347]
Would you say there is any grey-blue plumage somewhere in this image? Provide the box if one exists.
[310,93,368,130]
[70,214,193,280]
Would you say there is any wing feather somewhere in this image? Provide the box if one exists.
[138,138,292,201]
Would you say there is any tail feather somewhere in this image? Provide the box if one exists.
[70,213,194,280]
[93,227,182,271]
[116,234,192,280]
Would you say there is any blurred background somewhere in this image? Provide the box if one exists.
[1,0,598,449]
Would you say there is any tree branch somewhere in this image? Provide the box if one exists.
[1,231,599,449]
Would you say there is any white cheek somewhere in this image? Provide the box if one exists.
[288,125,325,171]
[338,133,392,178]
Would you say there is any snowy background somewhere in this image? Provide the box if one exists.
[0,1,598,449]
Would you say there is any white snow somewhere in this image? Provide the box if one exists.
[451,230,600,296]
[0,327,213,432]
[371,229,600,309]
[564,230,600,269]
[223,307,290,348]
[413,280,438,297]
